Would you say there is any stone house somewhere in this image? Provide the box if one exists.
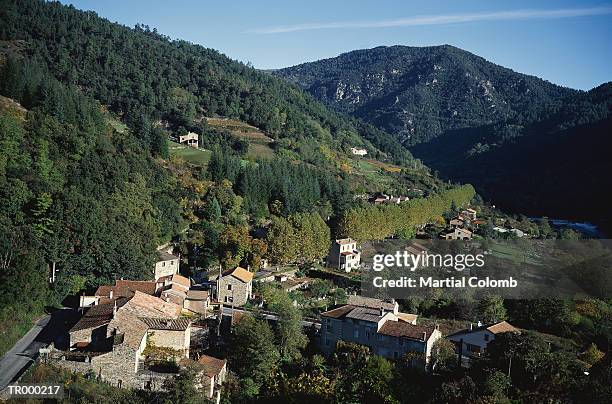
[154,250,180,281]
[320,298,439,368]
[441,227,473,240]
[184,290,210,315]
[449,217,465,228]
[350,147,368,156]
[178,132,199,148]
[197,355,227,400]
[212,267,254,307]
[180,355,227,402]
[327,238,361,272]
[60,291,189,390]
[140,317,192,358]
[160,274,190,306]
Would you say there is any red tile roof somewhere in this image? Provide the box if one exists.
[115,280,157,295]
[222,267,253,283]
[170,274,190,289]
[186,290,209,300]
[447,321,518,338]
[197,355,227,378]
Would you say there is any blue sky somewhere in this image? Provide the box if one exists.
[61,0,611,90]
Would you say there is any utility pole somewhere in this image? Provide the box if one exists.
[507,355,512,378]
[216,264,223,338]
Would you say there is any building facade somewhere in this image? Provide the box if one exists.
[178,132,199,148]
[446,321,518,362]
[320,299,439,368]
[154,251,180,281]
[213,267,254,307]
[327,238,361,272]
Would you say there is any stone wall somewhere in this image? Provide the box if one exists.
[69,324,107,348]
[147,326,191,358]
[51,345,173,391]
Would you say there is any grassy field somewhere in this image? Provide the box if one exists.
[348,159,400,191]
[169,141,212,167]
[489,241,541,265]
[206,117,275,160]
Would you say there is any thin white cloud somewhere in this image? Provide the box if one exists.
[248,7,612,34]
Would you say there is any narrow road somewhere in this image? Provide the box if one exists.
[0,315,51,390]
[0,308,77,391]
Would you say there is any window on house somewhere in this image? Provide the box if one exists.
[353,329,359,338]
[162,262,165,267]
[227,284,232,291]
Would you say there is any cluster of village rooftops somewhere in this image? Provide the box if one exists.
[46,241,520,400]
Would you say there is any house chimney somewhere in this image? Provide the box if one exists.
[109,290,113,299]
[379,306,385,316]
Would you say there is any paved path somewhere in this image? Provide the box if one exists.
[0,308,78,392]
[0,315,51,390]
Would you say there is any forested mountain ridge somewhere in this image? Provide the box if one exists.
[0,0,413,166]
[274,45,576,145]
[275,46,612,229]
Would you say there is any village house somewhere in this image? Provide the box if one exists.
[178,131,199,148]
[371,194,390,204]
[154,250,180,281]
[211,267,254,306]
[159,274,191,306]
[441,227,473,240]
[183,290,211,316]
[82,279,159,308]
[447,321,518,365]
[58,291,190,390]
[472,218,487,227]
[461,208,478,221]
[493,226,526,238]
[350,147,368,156]
[181,355,227,402]
[327,238,361,272]
[449,217,465,228]
[320,297,433,367]
[368,193,409,205]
